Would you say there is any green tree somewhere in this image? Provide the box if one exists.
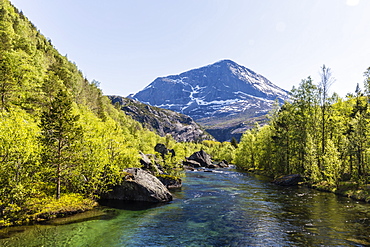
[230,137,238,148]
[0,52,15,111]
[39,90,82,199]
[0,108,40,224]
[318,65,335,168]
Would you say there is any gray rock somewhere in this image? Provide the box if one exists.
[217,160,229,168]
[183,159,202,168]
[108,96,214,142]
[155,143,168,157]
[157,175,182,189]
[139,152,163,175]
[101,168,172,202]
[188,150,212,167]
[207,163,220,169]
[272,174,303,186]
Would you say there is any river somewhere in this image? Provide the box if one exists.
[1,168,370,246]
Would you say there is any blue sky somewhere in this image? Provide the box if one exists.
[10,0,370,97]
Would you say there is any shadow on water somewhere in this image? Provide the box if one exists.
[98,199,169,211]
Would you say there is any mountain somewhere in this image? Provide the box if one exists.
[130,59,289,141]
[109,96,214,142]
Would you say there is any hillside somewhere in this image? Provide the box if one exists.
[130,59,289,141]
[0,0,213,226]
[109,96,213,142]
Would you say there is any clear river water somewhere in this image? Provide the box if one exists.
[1,168,370,246]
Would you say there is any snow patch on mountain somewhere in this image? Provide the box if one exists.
[130,59,289,127]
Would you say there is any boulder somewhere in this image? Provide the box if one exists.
[140,152,163,175]
[217,160,229,168]
[272,174,303,186]
[183,159,202,168]
[207,163,220,169]
[155,143,169,159]
[101,168,173,203]
[187,150,212,167]
[341,173,351,181]
[157,175,182,189]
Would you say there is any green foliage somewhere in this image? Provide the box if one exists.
[201,140,235,163]
[234,130,257,170]
[0,0,226,226]
[234,68,370,193]
[230,137,238,148]
[39,89,83,199]
[0,108,41,225]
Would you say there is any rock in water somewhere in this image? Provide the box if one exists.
[101,168,173,202]
[157,175,182,189]
[183,159,202,168]
[217,160,229,168]
[187,150,213,167]
[272,174,303,186]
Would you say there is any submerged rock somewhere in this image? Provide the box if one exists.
[101,168,173,203]
[272,174,303,186]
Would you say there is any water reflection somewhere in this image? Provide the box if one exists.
[0,168,369,246]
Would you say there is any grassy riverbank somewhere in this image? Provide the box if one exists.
[0,194,97,228]
[244,168,370,203]
[309,181,370,203]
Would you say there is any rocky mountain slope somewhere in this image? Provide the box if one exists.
[130,60,289,141]
[109,96,214,142]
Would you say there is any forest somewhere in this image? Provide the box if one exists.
[0,0,235,226]
[234,66,370,201]
[1,0,369,228]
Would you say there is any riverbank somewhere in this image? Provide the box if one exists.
[2,167,369,228]
[244,168,370,203]
[1,167,369,246]
[0,193,97,228]
[308,181,370,203]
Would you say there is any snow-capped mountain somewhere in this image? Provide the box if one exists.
[130,59,289,141]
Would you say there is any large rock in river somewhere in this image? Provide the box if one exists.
[272,174,303,186]
[156,175,182,189]
[187,150,212,167]
[101,168,173,203]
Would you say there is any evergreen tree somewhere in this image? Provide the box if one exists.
[39,90,82,199]
[231,137,238,148]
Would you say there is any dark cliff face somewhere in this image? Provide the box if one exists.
[129,60,289,142]
[109,96,214,142]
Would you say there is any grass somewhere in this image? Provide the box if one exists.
[308,181,370,203]
[0,193,97,227]
[242,167,370,203]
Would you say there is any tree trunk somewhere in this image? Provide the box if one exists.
[56,163,61,199]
